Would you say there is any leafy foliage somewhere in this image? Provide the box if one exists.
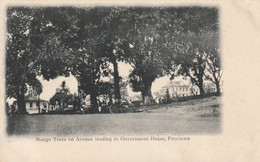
[170,8,219,95]
[49,81,76,106]
[204,31,222,93]
[6,7,220,113]
[125,8,182,100]
[6,7,73,113]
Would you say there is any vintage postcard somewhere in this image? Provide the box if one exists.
[0,0,260,161]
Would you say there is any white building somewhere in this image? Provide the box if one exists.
[153,79,222,98]
[15,94,49,114]
[154,81,196,98]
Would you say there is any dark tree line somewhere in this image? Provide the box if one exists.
[6,7,220,114]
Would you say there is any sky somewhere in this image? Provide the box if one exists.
[6,61,203,105]
[6,62,188,104]
[38,62,172,101]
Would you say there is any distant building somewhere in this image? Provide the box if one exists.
[171,81,199,97]
[14,94,49,114]
[120,85,129,100]
[153,79,222,98]
[204,82,217,94]
[155,81,198,98]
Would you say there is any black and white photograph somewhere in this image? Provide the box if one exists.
[5,6,222,136]
[2,0,260,161]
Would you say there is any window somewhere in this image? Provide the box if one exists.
[36,102,39,106]
[30,102,32,107]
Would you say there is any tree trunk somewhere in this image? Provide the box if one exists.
[77,86,81,111]
[143,80,153,105]
[142,94,145,104]
[90,90,98,112]
[17,83,26,114]
[198,77,204,96]
[89,57,99,112]
[112,59,121,104]
[108,92,113,105]
[144,81,152,97]
[216,81,220,94]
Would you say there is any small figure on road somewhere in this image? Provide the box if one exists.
[129,99,134,107]
[55,101,59,111]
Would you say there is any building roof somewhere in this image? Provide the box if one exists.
[24,95,48,103]
[173,85,190,87]
[24,99,48,102]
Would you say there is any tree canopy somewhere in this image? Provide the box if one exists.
[6,7,73,113]
[6,7,220,113]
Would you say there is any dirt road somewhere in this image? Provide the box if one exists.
[7,96,221,136]
[7,113,220,136]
